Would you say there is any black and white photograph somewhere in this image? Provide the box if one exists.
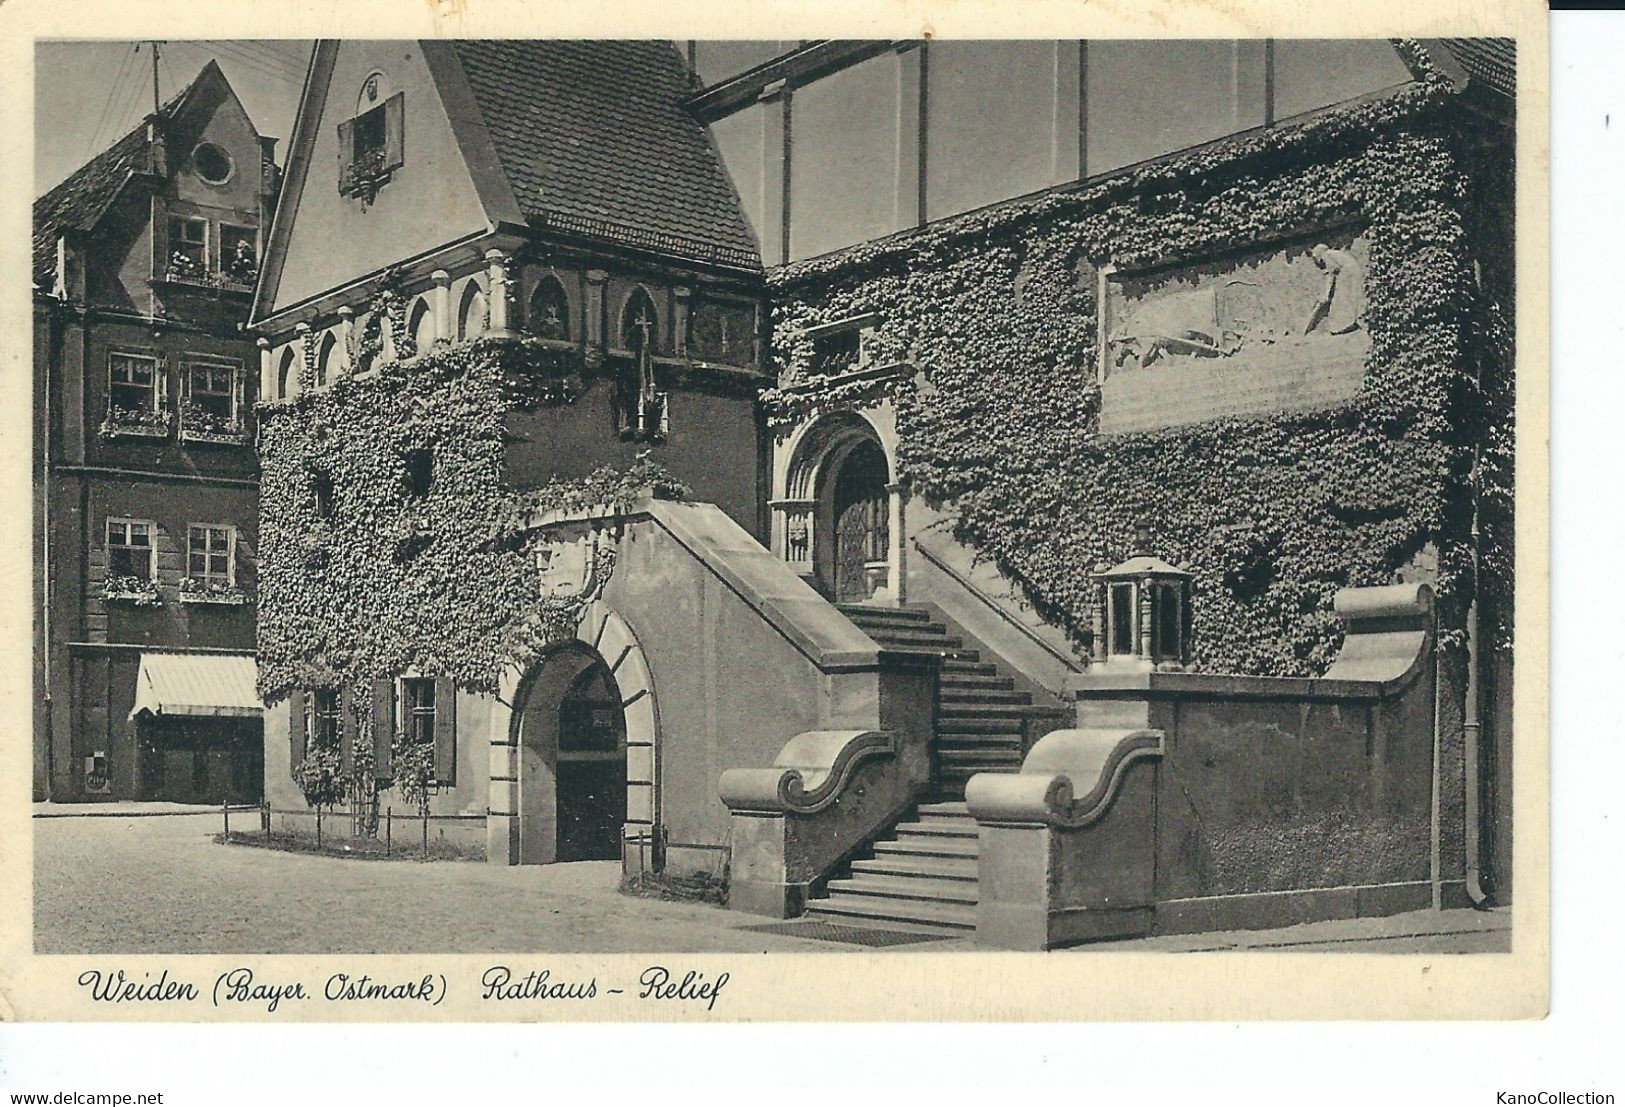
[5,0,1555,1045]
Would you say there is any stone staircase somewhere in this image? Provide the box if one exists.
[801,604,1056,935]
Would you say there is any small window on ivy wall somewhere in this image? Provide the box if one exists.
[309,689,341,751]
[311,469,335,520]
[403,447,434,499]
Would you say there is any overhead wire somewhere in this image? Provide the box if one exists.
[84,43,140,160]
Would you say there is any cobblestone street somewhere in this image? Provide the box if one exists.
[33,811,1510,955]
[33,811,843,954]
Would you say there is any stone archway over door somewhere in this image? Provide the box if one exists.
[778,410,902,605]
[487,601,659,870]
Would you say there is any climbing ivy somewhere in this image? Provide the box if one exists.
[256,334,686,711]
[768,60,1512,677]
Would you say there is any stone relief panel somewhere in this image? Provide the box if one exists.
[1097,229,1371,435]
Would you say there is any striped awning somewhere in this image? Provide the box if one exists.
[129,652,261,720]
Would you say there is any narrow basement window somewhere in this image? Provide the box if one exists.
[403,447,434,499]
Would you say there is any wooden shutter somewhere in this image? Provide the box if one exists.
[339,684,357,775]
[336,117,355,191]
[383,92,405,171]
[371,679,395,779]
[289,691,307,776]
[433,676,457,785]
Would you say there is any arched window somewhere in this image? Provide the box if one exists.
[277,347,296,399]
[528,276,571,341]
[619,288,659,355]
[409,296,435,353]
[316,333,338,388]
[457,281,486,340]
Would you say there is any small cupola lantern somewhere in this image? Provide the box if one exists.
[1089,522,1194,672]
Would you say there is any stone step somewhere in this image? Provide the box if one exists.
[824,874,979,907]
[864,620,949,640]
[864,630,964,650]
[939,672,1017,692]
[938,751,1024,771]
[939,701,1045,720]
[895,817,978,839]
[936,734,1020,751]
[939,688,1033,706]
[939,659,998,677]
[916,801,973,818]
[850,853,978,881]
[873,835,979,860]
[937,716,1028,736]
[837,604,932,625]
[805,893,976,932]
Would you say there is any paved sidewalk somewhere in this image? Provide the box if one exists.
[34,800,258,818]
[1075,905,1512,954]
[33,811,1511,955]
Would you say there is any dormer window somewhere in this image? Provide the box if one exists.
[338,73,404,206]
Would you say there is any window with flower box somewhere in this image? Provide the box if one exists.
[338,75,404,206]
[181,361,245,443]
[105,518,160,605]
[181,524,243,604]
[104,352,168,437]
[220,225,258,288]
[168,216,208,282]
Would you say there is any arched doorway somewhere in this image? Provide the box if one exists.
[781,412,896,604]
[511,644,628,864]
[829,439,890,603]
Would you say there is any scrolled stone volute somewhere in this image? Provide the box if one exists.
[965,728,1164,829]
[718,730,894,815]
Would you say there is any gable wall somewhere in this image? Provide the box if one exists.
[270,41,491,314]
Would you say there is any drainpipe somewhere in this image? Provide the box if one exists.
[1463,573,1491,909]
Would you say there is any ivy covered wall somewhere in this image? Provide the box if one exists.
[767,64,1513,678]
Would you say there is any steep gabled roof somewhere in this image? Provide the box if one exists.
[447,40,761,271]
[31,61,228,288]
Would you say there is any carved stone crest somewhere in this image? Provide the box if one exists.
[534,531,617,643]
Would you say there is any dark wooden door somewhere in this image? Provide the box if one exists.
[833,441,889,603]
[555,688,626,862]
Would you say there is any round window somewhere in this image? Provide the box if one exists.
[192,143,234,185]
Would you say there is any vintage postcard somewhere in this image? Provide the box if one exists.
[0,0,1549,1027]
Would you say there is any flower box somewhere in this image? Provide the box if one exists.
[178,578,247,605]
[103,574,162,607]
[100,407,171,439]
[180,402,247,445]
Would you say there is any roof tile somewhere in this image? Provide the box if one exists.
[448,40,761,271]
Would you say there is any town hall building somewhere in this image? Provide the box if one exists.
[249,39,1515,947]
